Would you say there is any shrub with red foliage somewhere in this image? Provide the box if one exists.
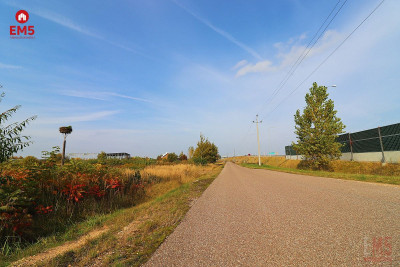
[1,158,144,242]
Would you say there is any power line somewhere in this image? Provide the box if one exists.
[257,0,347,115]
[263,0,386,119]
[236,1,347,155]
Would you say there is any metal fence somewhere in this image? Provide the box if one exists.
[285,122,400,162]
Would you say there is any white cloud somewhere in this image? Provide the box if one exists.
[235,60,276,77]
[107,92,152,103]
[60,90,107,100]
[0,62,22,69]
[232,60,248,70]
[37,110,120,124]
[172,0,262,60]
[60,90,152,103]
[235,30,342,77]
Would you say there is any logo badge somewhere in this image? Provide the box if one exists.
[16,10,29,24]
[10,10,35,39]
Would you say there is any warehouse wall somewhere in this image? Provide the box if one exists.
[286,151,400,163]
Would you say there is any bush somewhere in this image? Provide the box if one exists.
[192,157,208,165]
[179,152,188,161]
[166,153,178,163]
[22,156,40,167]
[0,93,36,163]
[97,151,107,164]
[193,134,220,164]
[0,158,145,244]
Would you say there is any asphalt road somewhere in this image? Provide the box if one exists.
[144,162,400,266]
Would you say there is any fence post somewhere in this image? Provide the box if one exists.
[348,133,353,161]
[378,126,386,163]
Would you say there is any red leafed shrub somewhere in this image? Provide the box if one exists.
[106,178,123,190]
[1,158,144,244]
[62,184,86,202]
[35,205,53,214]
[88,185,106,198]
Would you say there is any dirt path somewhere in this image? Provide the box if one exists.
[145,162,400,266]
[11,227,109,267]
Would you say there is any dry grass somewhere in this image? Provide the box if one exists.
[140,164,214,183]
[330,160,400,176]
[223,156,400,176]
[139,164,217,198]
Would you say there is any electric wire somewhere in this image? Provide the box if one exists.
[262,0,386,119]
[257,0,347,115]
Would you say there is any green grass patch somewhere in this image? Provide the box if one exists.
[241,163,400,185]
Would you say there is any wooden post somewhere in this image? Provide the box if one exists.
[378,127,385,163]
[348,133,353,161]
[61,135,66,166]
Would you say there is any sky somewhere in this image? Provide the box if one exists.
[0,0,399,158]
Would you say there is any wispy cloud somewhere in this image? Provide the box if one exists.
[107,93,152,103]
[172,0,262,60]
[37,110,120,124]
[5,1,143,55]
[31,8,101,38]
[60,90,107,100]
[60,90,152,103]
[0,62,22,69]
[235,60,276,77]
[234,30,341,77]
[232,60,248,70]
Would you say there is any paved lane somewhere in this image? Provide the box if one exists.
[145,162,400,266]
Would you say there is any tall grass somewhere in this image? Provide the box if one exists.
[141,164,214,183]
[140,164,217,198]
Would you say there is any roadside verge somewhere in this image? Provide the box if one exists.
[241,163,400,186]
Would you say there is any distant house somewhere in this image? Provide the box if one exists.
[106,152,130,159]
[161,152,169,159]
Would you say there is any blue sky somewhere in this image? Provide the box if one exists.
[1,0,399,158]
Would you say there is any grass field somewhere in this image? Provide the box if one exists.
[224,156,400,185]
[2,163,223,267]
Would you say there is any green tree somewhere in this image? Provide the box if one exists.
[166,152,178,163]
[293,82,345,170]
[97,151,107,164]
[193,134,220,164]
[0,93,36,163]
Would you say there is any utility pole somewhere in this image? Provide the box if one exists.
[252,114,262,166]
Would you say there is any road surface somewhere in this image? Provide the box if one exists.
[145,162,400,266]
